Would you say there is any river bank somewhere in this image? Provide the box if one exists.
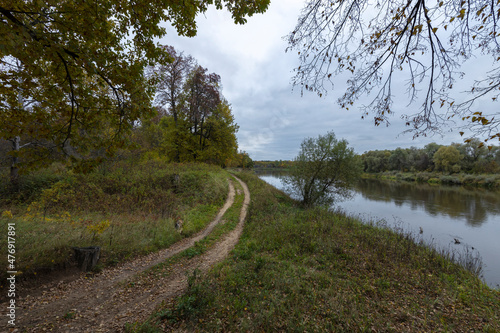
[362,171,500,189]
[259,172,500,288]
[132,171,500,332]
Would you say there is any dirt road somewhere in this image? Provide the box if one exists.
[3,175,250,332]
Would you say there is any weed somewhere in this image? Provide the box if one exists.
[63,311,76,320]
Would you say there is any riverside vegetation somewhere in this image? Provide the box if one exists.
[360,141,500,189]
[129,171,500,332]
[362,170,500,189]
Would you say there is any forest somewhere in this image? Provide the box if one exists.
[360,140,500,174]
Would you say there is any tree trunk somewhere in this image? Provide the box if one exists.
[73,246,101,271]
[10,136,20,187]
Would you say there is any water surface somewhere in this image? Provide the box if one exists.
[257,171,500,288]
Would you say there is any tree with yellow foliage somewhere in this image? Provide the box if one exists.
[1,0,269,182]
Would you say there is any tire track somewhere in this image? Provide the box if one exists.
[5,175,250,332]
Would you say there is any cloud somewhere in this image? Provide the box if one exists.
[159,0,483,160]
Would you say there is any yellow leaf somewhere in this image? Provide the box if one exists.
[458,9,466,19]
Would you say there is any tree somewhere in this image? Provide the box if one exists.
[287,0,500,144]
[456,138,488,172]
[389,148,409,172]
[150,46,195,162]
[151,46,195,128]
[1,0,270,179]
[285,131,361,207]
[361,150,390,172]
[180,66,222,158]
[237,151,254,168]
[433,145,463,173]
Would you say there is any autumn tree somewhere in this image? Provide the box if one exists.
[0,0,269,181]
[237,151,254,168]
[181,66,223,157]
[194,100,239,165]
[148,62,239,165]
[287,0,500,144]
[149,46,195,161]
[151,46,195,128]
[285,131,361,207]
[433,145,463,173]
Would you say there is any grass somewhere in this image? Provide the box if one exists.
[124,175,245,287]
[0,160,229,285]
[133,171,500,332]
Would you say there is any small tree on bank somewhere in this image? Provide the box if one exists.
[285,131,361,207]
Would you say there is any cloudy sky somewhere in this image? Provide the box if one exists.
[159,0,482,161]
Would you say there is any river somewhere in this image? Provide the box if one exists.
[257,171,500,289]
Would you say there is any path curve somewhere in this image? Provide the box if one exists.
[2,176,250,332]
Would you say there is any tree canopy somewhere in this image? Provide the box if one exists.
[287,0,500,144]
[285,131,361,207]
[138,46,239,166]
[0,0,269,176]
[360,139,500,174]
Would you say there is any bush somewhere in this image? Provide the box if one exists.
[415,172,432,183]
[439,175,461,186]
[427,177,440,184]
[0,167,66,206]
[401,173,416,182]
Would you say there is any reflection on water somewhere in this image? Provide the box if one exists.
[256,170,500,288]
[355,179,500,227]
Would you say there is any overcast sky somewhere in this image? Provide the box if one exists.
[159,0,485,160]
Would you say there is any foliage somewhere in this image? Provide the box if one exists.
[253,159,294,169]
[151,45,195,131]
[285,131,361,207]
[361,141,500,174]
[234,151,254,168]
[139,47,239,165]
[0,0,269,176]
[287,0,500,144]
[433,145,463,173]
[156,99,239,165]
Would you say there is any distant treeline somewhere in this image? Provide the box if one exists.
[361,140,500,174]
[253,160,294,169]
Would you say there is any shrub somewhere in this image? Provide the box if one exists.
[401,173,416,182]
[439,175,460,186]
[415,172,431,183]
[427,177,440,184]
